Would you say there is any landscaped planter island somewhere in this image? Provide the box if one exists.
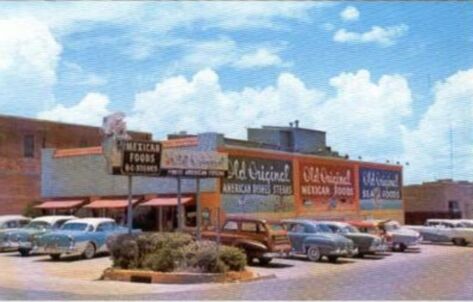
[102,232,271,284]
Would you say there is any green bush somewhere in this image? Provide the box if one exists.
[108,234,139,269]
[142,247,176,272]
[179,240,226,273]
[218,246,246,272]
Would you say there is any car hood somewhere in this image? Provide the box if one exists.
[307,232,352,244]
[389,228,420,237]
[343,232,378,241]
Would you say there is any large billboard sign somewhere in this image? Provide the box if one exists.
[359,167,402,210]
[222,156,293,195]
[160,150,228,177]
[299,162,356,210]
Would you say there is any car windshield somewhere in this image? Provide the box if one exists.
[61,223,89,231]
[26,221,51,230]
[341,226,359,233]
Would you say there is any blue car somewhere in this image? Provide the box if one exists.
[33,218,131,260]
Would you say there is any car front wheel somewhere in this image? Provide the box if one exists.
[327,256,339,263]
[18,248,30,257]
[453,238,468,246]
[306,246,321,262]
[258,257,272,265]
[82,242,96,259]
[50,254,61,261]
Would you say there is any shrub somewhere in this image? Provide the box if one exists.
[218,246,246,272]
[142,247,176,272]
[107,233,140,269]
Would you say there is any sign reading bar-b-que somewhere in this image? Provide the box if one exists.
[160,149,228,177]
[120,140,162,176]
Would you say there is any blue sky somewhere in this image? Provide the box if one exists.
[0,1,472,184]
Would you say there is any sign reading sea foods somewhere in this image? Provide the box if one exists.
[160,150,228,177]
[120,140,162,176]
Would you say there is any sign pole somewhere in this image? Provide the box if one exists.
[196,177,201,241]
[216,207,221,253]
[127,175,133,235]
[177,175,183,231]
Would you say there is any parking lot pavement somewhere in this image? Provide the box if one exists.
[0,244,472,300]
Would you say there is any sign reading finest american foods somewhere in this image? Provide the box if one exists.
[300,162,356,202]
[160,150,228,178]
[222,156,293,195]
[120,140,162,176]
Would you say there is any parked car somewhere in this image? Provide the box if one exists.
[281,219,357,263]
[0,215,31,251]
[200,216,291,265]
[349,220,421,252]
[33,218,131,260]
[457,219,473,228]
[4,215,75,256]
[319,221,386,257]
[407,219,473,246]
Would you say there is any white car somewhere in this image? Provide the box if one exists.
[406,219,473,246]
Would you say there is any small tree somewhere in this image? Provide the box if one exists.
[22,200,42,218]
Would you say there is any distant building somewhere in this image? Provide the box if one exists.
[0,114,151,214]
[404,179,473,224]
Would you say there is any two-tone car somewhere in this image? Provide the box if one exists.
[349,220,421,252]
[320,221,386,257]
[0,215,31,251]
[281,219,357,263]
[407,219,473,246]
[4,215,75,256]
[33,218,130,260]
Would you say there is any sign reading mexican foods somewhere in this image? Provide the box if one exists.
[300,162,355,201]
[222,156,293,195]
[160,150,228,178]
[120,140,162,176]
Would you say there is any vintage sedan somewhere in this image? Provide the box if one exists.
[407,219,473,246]
[2,215,75,256]
[0,215,31,251]
[320,221,386,257]
[33,218,130,260]
[349,220,421,252]
[281,219,357,263]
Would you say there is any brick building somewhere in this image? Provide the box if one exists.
[404,179,473,224]
[41,124,404,230]
[0,114,151,214]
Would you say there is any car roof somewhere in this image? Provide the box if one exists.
[64,218,116,228]
[281,219,318,225]
[347,220,380,227]
[225,215,272,224]
[31,215,76,224]
[0,215,30,223]
[318,221,348,227]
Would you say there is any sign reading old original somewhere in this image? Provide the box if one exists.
[222,156,293,195]
[120,140,162,176]
[160,150,228,178]
[359,167,402,200]
[300,162,356,201]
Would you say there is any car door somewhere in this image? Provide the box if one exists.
[287,223,306,252]
[95,222,115,251]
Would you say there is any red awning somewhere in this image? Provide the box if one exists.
[35,200,85,209]
[84,199,139,209]
[139,197,193,207]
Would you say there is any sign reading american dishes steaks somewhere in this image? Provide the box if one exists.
[222,156,293,195]
[300,162,356,203]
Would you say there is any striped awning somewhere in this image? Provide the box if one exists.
[84,199,139,209]
[139,197,193,207]
[35,200,85,209]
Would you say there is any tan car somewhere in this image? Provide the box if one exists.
[201,216,291,265]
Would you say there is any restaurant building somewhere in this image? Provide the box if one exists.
[404,179,473,224]
[40,124,404,229]
[0,114,151,214]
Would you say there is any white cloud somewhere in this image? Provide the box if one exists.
[233,48,285,69]
[340,6,359,22]
[126,68,412,163]
[0,17,62,115]
[37,92,111,126]
[321,22,335,32]
[333,24,408,46]
[402,68,473,184]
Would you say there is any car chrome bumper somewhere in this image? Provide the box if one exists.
[33,245,82,255]
[328,247,358,257]
[369,244,388,252]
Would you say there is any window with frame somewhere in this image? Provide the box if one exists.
[223,221,238,231]
[23,135,35,158]
[448,200,460,212]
